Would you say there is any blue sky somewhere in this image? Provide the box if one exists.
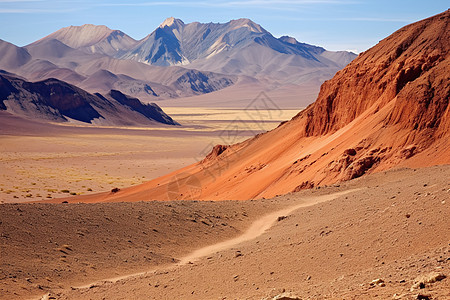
[0,0,448,52]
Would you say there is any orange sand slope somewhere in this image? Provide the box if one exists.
[50,10,449,203]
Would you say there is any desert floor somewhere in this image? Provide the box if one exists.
[0,165,448,300]
[0,108,298,204]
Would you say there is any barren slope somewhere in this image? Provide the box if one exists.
[56,10,449,203]
[29,24,137,56]
[0,73,177,126]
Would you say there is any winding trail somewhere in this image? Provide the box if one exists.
[40,189,357,299]
[178,189,356,264]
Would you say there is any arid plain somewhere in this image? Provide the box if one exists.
[0,106,299,204]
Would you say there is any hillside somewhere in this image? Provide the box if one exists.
[0,72,178,126]
[53,10,449,203]
[121,17,356,83]
[31,24,137,56]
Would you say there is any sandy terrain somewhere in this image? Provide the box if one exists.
[77,10,449,203]
[0,108,298,204]
[1,166,448,299]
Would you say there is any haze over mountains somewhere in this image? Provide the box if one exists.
[0,17,356,111]
[64,10,449,202]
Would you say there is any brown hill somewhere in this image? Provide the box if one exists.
[0,72,178,126]
[29,24,137,56]
[0,39,31,70]
[48,10,449,203]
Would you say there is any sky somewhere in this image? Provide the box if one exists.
[0,0,448,53]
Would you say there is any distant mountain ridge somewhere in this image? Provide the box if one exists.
[0,37,236,101]
[30,24,137,57]
[119,17,356,79]
[0,71,178,126]
[0,18,356,106]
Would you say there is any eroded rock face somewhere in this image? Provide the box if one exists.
[344,155,379,180]
[301,10,449,141]
[107,89,178,125]
[293,181,315,192]
[281,10,450,186]
[205,144,229,160]
[1,74,101,122]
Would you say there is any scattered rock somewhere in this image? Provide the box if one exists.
[370,278,385,287]
[204,144,228,161]
[245,163,266,174]
[293,181,315,192]
[416,294,431,300]
[411,272,446,290]
[271,294,301,300]
[277,216,288,222]
[111,187,120,193]
[345,155,379,179]
[319,229,333,236]
[344,148,357,156]
[400,145,417,159]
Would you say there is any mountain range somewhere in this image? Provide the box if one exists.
[0,71,178,125]
[61,10,449,202]
[0,18,356,108]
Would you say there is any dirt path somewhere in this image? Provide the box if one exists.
[178,190,356,264]
[40,189,357,299]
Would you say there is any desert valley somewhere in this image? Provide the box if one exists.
[0,6,449,300]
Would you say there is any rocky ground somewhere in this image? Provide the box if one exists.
[1,165,448,299]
